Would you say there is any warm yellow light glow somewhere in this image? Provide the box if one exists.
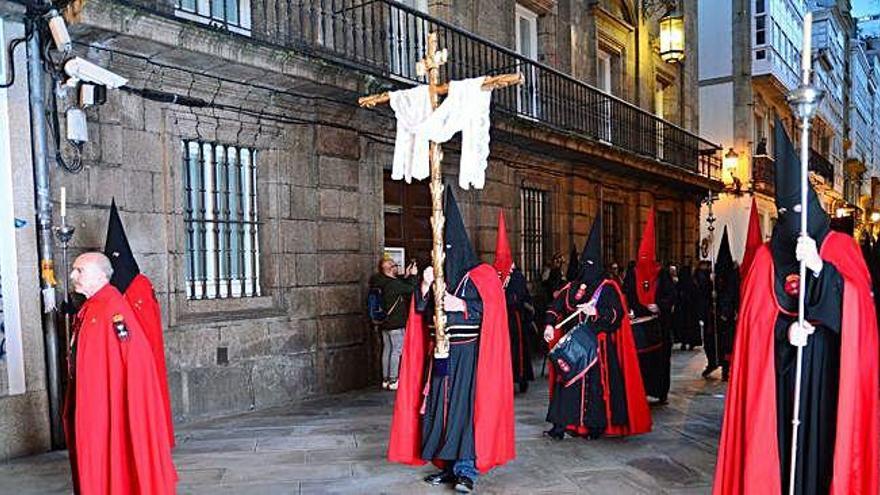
[871,212,880,222]
[836,208,847,218]
[659,11,685,63]
[722,148,739,185]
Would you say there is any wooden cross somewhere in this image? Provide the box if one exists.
[359,32,522,359]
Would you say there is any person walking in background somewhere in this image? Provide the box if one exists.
[495,210,536,394]
[369,255,419,391]
[673,263,701,351]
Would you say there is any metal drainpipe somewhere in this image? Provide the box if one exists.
[26,15,64,449]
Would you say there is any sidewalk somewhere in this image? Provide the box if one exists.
[0,349,726,494]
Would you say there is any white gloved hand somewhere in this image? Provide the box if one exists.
[796,235,823,275]
[544,324,555,343]
[577,300,597,316]
[788,320,815,347]
[647,303,660,314]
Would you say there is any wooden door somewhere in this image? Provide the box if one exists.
[383,170,433,268]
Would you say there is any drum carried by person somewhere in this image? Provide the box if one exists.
[630,312,671,402]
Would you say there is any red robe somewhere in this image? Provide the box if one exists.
[547,280,652,437]
[387,263,515,473]
[713,233,880,495]
[124,273,175,447]
[64,284,177,494]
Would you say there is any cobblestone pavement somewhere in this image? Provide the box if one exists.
[0,348,727,494]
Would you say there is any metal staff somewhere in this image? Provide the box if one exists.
[702,191,720,368]
[785,12,824,494]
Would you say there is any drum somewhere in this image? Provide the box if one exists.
[548,321,599,387]
[631,314,664,354]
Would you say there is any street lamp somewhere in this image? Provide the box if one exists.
[722,147,740,187]
[659,6,685,63]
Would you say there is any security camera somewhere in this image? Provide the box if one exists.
[63,57,128,89]
[45,10,71,54]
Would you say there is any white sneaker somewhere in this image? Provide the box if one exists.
[388,380,399,391]
[382,380,390,390]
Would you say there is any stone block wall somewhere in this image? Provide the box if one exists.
[50,46,387,422]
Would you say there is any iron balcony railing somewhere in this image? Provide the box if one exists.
[152,0,723,178]
[752,149,837,198]
[809,148,835,185]
[752,154,775,197]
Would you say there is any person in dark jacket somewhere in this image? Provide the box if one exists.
[369,255,418,390]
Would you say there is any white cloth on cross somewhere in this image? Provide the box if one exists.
[388,76,492,189]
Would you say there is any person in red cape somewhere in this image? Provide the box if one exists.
[541,214,651,440]
[623,208,675,402]
[634,210,662,308]
[387,187,513,493]
[104,199,175,447]
[494,210,536,394]
[741,196,763,280]
[713,122,879,495]
[64,252,177,495]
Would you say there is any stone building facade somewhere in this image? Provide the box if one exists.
[0,1,53,460]
[0,0,718,458]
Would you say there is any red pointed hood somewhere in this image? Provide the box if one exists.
[494,210,514,277]
[635,208,661,306]
[741,197,762,279]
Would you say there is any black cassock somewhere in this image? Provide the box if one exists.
[416,275,483,462]
[624,270,674,402]
[715,270,740,373]
[673,267,701,348]
[505,268,535,387]
[545,284,629,437]
[694,267,717,366]
[773,263,843,495]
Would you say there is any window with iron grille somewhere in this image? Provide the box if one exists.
[175,0,252,34]
[520,187,549,283]
[183,141,261,300]
[656,210,674,265]
[602,202,625,267]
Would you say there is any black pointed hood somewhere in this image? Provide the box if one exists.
[566,244,580,282]
[771,119,830,271]
[715,226,735,275]
[576,214,604,288]
[444,187,478,291]
[104,199,140,293]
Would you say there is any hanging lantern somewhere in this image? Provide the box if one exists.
[722,147,739,185]
[659,7,685,63]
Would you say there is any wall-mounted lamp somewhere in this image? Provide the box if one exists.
[659,7,685,63]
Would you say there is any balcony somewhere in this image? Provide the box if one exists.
[752,150,836,199]
[752,155,775,197]
[809,149,835,185]
[115,0,721,181]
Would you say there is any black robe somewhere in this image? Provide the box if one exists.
[505,269,535,385]
[623,270,673,401]
[694,267,717,366]
[716,269,740,369]
[673,267,701,347]
[544,283,628,437]
[773,263,843,495]
[416,274,484,462]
